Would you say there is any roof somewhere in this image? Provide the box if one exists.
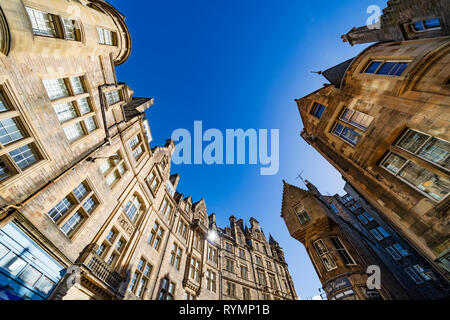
[123,97,154,121]
[321,58,355,88]
[280,180,311,218]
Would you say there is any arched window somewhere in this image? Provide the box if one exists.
[124,194,144,223]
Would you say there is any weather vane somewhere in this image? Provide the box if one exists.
[296,170,306,185]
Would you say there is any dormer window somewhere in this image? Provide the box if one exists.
[310,103,326,119]
[294,204,310,225]
[412,18,441,32]
[364,60,409,76]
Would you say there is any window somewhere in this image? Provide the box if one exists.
[255,255,263,266]
[158,278,175,300]
[189,257,201,282]
[312,239,337,271]
[339,108,373,131]
[129,258,152,298]
[206,269,216,292]
[177,218,189,240]
[169,243,182,270]
[0,89,43,182]
[123,195,143,223]
[357,211,374,224]
[100,151,127,188]
[381,150,449,202]
[226,281,236,298]
[330,236,356,266]
[238,248,245,259]
[332,123,362,146]
[330,203,339,214]
[99,227,125,267]
[342,195,353,203]
[193,231,202,251]
[225,242,233,253]
[26,7,81,40]
[159,198,174,221]
[97,27,116,45]
[405,266,424,284]
[161,155,169,170]
[243,287,251,300]
[184,291,196,300]
[364,60,409,76]
[268,275,277,290]
[47,181,98,238]
[257,271,266,286]
[105,90,121,106]
[396,129,449,170]
[147,169,161,195]
[294,204,310,225]
[43,76,98,143]
[370,226,390,241]
[412,18,441,32]
[148,222,165,251]
[225,259,234,273]
[310,103,326,118]
[129,134,145,162]
[208,246,217,263]
[240,265,248,280]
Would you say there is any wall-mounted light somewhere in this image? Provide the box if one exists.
[87,155,121,163]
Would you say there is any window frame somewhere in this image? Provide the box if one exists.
[363,59,410,76]
[310,103,326,119]
[100,150,128,189]
[128,257,153,298]
[411,18,441,33]
[312,239,337,272]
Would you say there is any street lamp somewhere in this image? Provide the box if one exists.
[86,155,121,162]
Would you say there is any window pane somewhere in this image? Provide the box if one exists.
[399,161,450,201]
[19,265,43,286]
[377,62,396,75]
[0,242,9,260]
[412,21,425,31]
[365,61,382,74]
[389,63,408,76]
[397,130,429,154]
[349,111,373,130]
[77,98,92,115]
[73,182,88,201]
[84,117,97,133]
[63,122,84,142]
[53,102,77,123]
[106,171,119,186]
[70,77,84,95]
[60,212,83,236]
[43,79,69,100]
[0,117,25,146]
[0,158,11,181]
[34,275,55,295]
[425,18,440,28]
[340,108,353,122]
[382,153,407,174]
[419,137,450,169]
[62,18,77,40]
[48,197,73,222]
[9,143,39,170]
[26,7,57,37]
[333,123,344,136]
[82,196,96,214]
[0,252,27,275]
[341,127,361,145]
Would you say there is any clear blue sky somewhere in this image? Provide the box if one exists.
[109,0,386,299]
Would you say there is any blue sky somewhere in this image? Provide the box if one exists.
[109,0,386,299]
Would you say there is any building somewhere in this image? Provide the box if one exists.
[282,179,407,300]
[295,0,450,279]
[340,182,449,299]
[0,0,297,300]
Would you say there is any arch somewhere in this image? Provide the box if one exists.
[0,7,10,56]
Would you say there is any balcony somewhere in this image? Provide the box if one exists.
[81,245,124,293]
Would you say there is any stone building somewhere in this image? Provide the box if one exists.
[0,0,297,300]
[281,179,449,300]
[340,182,449,299]
[296,0,450,279]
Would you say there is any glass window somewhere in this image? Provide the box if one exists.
[313,239,337,271]
[330,236,355,265]
[34,275,55,295]
[0,252,27,275]
[405,266,424,284]
[63,122,84,142]
[0,118,26,146]
[9,143,39,170]
[393,243,408,257]
[311,103,326,118]
[365,61,408,76]
[365,61,382,74]
[43,79,69,100]
[62,18,77,40]
[332,123,361,145]
[26,7,57,37]
[19,265,43,287]
[60,211,83,236]
[48,197,74,222]
[53,102,77,123]
[386,246,401,260]
[0,242,9,260]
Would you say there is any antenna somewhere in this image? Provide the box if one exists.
[296,170,307,186]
